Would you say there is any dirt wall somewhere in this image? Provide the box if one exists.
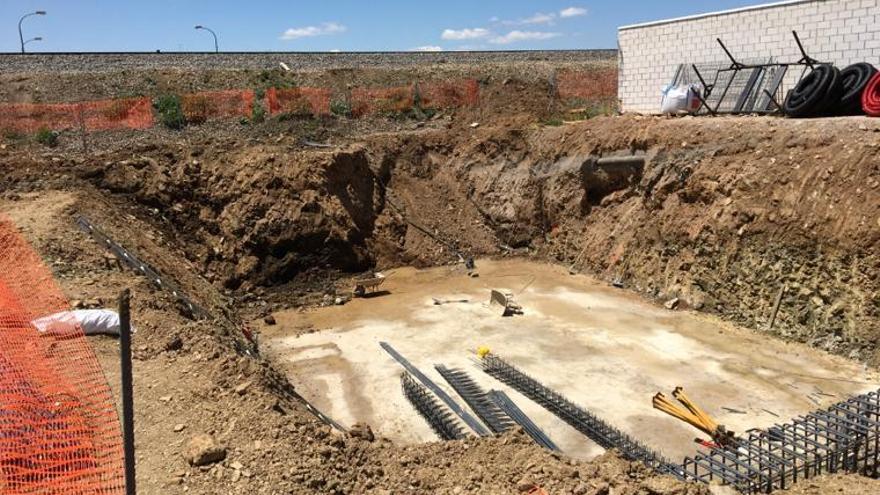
[48,115,879,364]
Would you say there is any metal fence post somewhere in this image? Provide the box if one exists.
[119,289,136,495]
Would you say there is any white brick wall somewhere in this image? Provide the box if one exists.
[618,0,880,113]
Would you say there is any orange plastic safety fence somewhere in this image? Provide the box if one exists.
[556,69,619,101]
[79,98,154,131]
[418,79,480,109]
[181,90,255,123]
[265,87,331,116]
[0,98,153,134]
[351,85,415,117]
[0,215,124,494]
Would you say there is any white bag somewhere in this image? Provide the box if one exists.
[31,309,130,336]
[660,84,701,114]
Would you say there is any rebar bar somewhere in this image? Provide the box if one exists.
[435,365,512,434]
[401,372,466,441]
[479,354,683,478]
[381,342,489,436]
[480,353,880,493]
[487,390,559,452]
[681,389,880,493]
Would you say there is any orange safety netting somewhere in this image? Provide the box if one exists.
[418,79,480,109]
[265,87,331,116]
[556,69,619,101]
[0,216,124,494]
[181,90,255,123]
[351,85,415,117]
[0,98,154,134]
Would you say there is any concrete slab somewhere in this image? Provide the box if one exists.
[262,258,879,461]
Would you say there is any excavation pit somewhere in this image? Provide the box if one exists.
[262,258,878,460]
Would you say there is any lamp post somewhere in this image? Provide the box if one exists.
[19,10,46,53]
[194,25,218,53]
[23,37,43,49]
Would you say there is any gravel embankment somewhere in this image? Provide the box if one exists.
[0,50,616,74]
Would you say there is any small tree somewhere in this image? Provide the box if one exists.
[35,127,58,147]
[154,95,185,130]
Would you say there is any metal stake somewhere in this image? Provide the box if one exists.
[119,289,136,495]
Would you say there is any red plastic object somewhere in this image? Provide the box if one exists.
[863,72,880,117]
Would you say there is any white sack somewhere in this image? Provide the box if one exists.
[31,309,128,336]
[660,84,701,114]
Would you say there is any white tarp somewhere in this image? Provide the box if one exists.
[31,309,129,336]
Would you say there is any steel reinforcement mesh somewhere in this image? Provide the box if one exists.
[0,216,124,494]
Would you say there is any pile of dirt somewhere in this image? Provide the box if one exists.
[781,474,880,494]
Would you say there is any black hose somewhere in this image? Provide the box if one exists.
[838,62,878,115]
[783,64,843,118]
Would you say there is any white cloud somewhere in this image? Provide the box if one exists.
[520,12,556,25]
[498,12,556,26]
[411,45,443,52]
[280,22,347,40]
[329,49,341,53]
[490,30,560,45]
[441,28,490,40]
[560,7,588,18]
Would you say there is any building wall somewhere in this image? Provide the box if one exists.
[618,0,880,113]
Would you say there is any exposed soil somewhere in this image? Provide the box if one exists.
[1,66,879,494]
[9,113,875,360]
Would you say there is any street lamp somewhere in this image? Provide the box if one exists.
[194,25,218,53]
[23,37,43,49]
[19,10,46,54]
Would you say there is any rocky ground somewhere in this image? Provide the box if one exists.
[1,65,879,493]
[0,50,616,74]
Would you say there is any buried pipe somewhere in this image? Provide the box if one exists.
[595,155,646,168]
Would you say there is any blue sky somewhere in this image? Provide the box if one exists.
[4,1,762,52]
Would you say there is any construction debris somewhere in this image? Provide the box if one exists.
[652,387,737,447]
[432,298,469,306]
[490,289,523,316]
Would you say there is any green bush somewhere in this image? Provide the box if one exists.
[35,128,58,147]
[251,101,266,123]
[330,99,351,117]
[154,94,185,130]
